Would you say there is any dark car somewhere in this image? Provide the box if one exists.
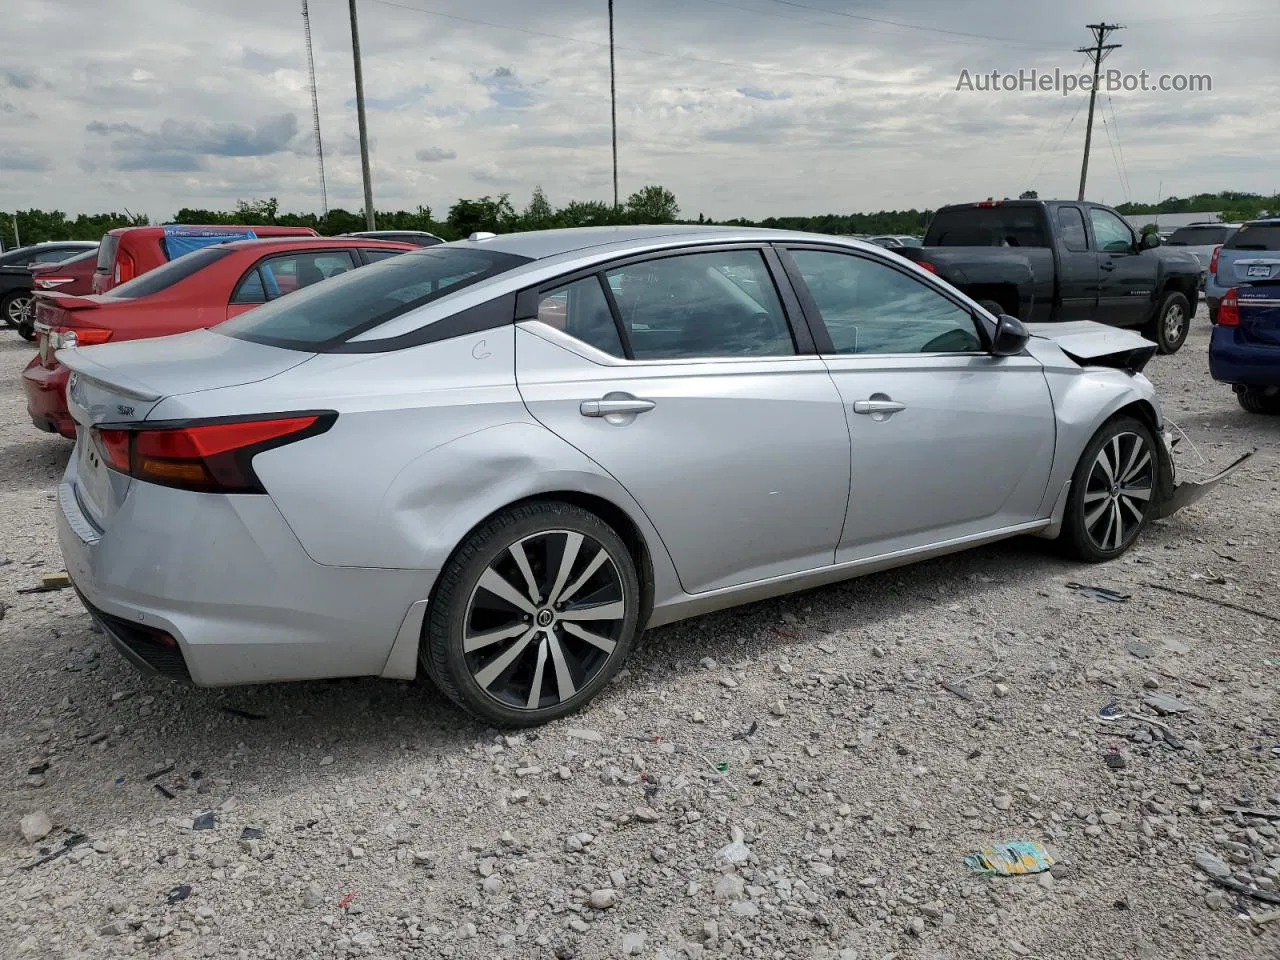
[340,230,444,247]
[896,200,1202,354]
[16,249,102,340]
[1,241,99,330]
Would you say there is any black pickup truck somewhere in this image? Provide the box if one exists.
[895,200,1202,354]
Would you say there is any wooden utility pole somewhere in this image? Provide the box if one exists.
[1076,22,1123,202]
[609,0,619,211]
[349,0,376,229]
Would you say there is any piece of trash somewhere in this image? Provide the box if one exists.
[717,826,751,865]
[1104,752,1127,770]
[190,770,203,780]
[1126,641,1154,660]
[1190,570,1227,585]
[643,783,659,803]
[27,762,49,776]
[1216,551,1239,563]
[1161,727,1185,750]
[1097,702,1125,720]
[114,777,125,786]
[338,892,355,910]
[193,813,216,831]
[1066,583,1130,603]
[964,841,1055,876]
[145,764,176,782]
[715,761,729,772]
[154,784,175,800]
[1143,692,1194,715]
[732,720,758,741]
[220,706,269,720]
[22,833,87,871]
[942,681,974,702]
[166,885,192,904]
[1206,874,1280,907]
[240,827,264,840]
[1221,806,1280,820]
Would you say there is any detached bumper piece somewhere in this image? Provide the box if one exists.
[75,589,192,682]
[1155,449,1256,520]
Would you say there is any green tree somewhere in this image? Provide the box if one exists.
[522,185,554,231]
[625,185,679,224]
[555,200,622,228]
[446,194,516,238]
[1019,189,1039,200]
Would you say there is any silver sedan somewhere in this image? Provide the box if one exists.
[54,226,1242,725]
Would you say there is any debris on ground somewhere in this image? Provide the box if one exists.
[964,841,1055,876]
[1065,583,1130,603]
[166,884,192,904]
[192,813,216,831]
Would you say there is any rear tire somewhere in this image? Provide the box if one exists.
[422,501,641,727]
[1208,306,1219,325]
[1145,290,1191,354]
[2,291,31,329]
[1060,416,1158,563]
[1237,386,1280,415]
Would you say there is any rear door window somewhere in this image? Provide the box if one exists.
[1057,207,1090,252]
[1225,224,1280,250]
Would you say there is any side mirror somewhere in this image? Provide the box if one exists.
[990,313,1030,357]
[1140,231,1161,250]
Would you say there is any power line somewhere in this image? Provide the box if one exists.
[762,0,1055,47]
[1100,112,1128,205]
[1106,94,1132,202]
[1030,94,1086,190]
[1020,53,1090,191]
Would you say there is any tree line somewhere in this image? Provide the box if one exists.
[3,187,1275,251]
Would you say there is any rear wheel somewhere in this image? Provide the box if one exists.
[1208,305,1219,325]
[1237,386,1280,415]
[1060,416,1158,563]
[2,291,31,329]
[1145,290,1191,354]
[422,501,641,727]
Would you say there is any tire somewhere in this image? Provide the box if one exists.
[17,316,36,341]
[1145,290,1191,354]
[2,291,32,329]
[1237,386,1280,415]
[1208,306,1218,325]
[422,501,641,727]
[1060,416,1158,563]
[977,299,1007,318]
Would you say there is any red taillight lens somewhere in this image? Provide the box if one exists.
[114,251,136,285]
[1218,288,1240,326]
[917,261,937,274]
[89,414,334,494]
[50,325,113,349]
[1209,244,1222,274]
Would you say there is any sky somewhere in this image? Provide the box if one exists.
[1,0,1277,222]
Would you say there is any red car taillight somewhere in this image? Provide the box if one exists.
[917,261,937,274]
[1209,244,1222,275]
[90,413,335,494]
[114,251,136,285]
[48,325,113,350]
[1218,288,1240,327]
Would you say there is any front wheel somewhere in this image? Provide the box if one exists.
[422,501,641,727]
[2,291,32,329]
[1237,386,1280,415]
[1060,417,1158,563]
[1145,290,1191,354]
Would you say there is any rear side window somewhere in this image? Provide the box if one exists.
[103,247,232,299]
[1057,208,1089,252]
[1226,224,1280,250]
[232,251,357,304]
[95,235,119,272]
[363,248,406,263]
[218,247,530,349]
[537,278,624,356]
[924,207,1049,247]
[1166,226,1230,246]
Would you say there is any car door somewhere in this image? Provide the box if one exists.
[227,249,358,319]
[1089,207,1154,327]
[1054,205,1099,321]
[516,246,852,594]
[778,245,1056,563]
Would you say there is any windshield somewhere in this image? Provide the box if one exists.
[217,246,530,350]
[104,247,232,299]
[924,207,1049,247]
[95,234,119,272]
[1166,226,1230,246]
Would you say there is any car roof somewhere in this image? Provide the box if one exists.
[213,236,414,251]
[453,224,823,260]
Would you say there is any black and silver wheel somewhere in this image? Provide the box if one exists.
[1237,386,1280,415]
[2,291,32,329]
[423,501,640,726]
[1146,290,1190,354]
[1061,416,1157,562]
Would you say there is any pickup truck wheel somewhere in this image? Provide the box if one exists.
[1237,387,1280,415]
[1146,291,1190,354]
[976,299,1007,318]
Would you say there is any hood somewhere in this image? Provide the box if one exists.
[1025,321,1157,374]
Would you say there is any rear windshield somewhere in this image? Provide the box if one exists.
[103,247,232,299]
[95,234,119,272]
[924,207,1049,247]
[1166,226,1231,246]
[1225,223,1280,251]
[217,247,530,350]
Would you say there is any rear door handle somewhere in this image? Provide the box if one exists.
[580,398,656,417]
[852,399,906,415]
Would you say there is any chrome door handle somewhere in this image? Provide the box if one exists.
[580,398,656,417]
[853,399,906,415]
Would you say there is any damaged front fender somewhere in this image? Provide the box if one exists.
[1154,448,1255,520]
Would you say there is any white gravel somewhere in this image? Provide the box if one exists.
[1,311,1278,959]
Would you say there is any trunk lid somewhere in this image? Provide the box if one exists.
[1237,283,1280,347]
[35,292,103,367]
[59,330,315,529]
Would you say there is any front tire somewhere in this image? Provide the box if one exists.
[1237,386,1280,415]
[1060,417,1158,562]
[1145,290,1191,354]
[2,291,32,329]
[422,501,641,727]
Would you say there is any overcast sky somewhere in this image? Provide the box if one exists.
[1,0,1277,221]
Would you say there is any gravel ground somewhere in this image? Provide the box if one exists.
[1,310,1278,960]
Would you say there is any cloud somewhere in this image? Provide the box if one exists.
[479,66,535,109]
[2,69,42,90]
[416,146,457,162]
[737,86,792,101]
[85,113,300,170]
[343,84,432,112]
[0,146,52,171]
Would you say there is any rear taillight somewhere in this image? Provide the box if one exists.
[90,413,335,494]
[1218,288,1240,327]
[114,251,136,285]
[1209,244,1222,274]
[917,261,937,274]
[49,325,113,350]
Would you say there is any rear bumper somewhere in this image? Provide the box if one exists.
[56,455,436,687]
[1209,326,1280,386]
[21,358,75,437]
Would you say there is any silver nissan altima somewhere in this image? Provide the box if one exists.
[54,225,1246,725]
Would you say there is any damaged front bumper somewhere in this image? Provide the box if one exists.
[1153,430,1255,519]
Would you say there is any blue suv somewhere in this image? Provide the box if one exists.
[1209,283,1280,413]
[1206,218,1280,323]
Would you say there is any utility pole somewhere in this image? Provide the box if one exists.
[1076,22,1123,202]
[608,0,619,212]
[302,0,329,220]
[348,0,376,229]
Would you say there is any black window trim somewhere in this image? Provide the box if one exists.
[775,242,995,356]
[515,242,814,361]
[1055,204,1092,253]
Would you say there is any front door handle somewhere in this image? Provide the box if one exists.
[1100,261,1116,272]
[580,397,656,418]
[853,399,906,415]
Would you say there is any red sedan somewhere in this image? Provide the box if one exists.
[24,236,413,437]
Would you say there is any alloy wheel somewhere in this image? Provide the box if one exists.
[6,294,31,326]
[1163,301,1187,344]
[1082,431,1154,552]
[462,529,627,711]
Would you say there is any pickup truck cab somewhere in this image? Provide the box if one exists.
[897,200,1202,354]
